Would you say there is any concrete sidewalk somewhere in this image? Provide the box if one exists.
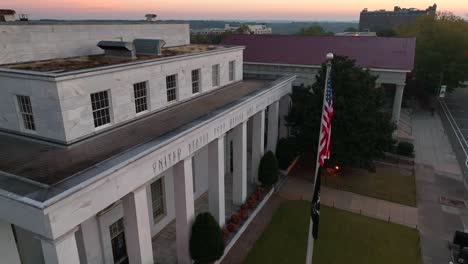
[279,176,418,228]
[321,186,418,227]
[413,110,468,264]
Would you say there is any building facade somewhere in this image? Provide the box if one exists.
[221,34,416,141]
[359,3,437,31]
[0,22,294,264]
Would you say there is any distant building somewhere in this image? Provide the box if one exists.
[222,34,416,141]
[191,23,272,36]
[0,9,15,22]
[335,31,377,37]
[359,3,437,31]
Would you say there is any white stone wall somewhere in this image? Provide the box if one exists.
[0,49,243,143]
[56,49,243,143]
[0,23,190,64]
[0,75,66,141]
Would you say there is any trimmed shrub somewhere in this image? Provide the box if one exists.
[397,142,414,157]
[275,137,297,170]
[190,212,225,264]
[258,151,279,187]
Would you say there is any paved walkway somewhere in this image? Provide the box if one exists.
[279,176,418,228]
[413,110,468,264]
[322,186,418,227]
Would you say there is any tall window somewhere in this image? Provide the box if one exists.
[212,64,220,87]
[191,69,201,94]
[229,60,235,81]
[109,218,128,264]
[133,81,148,113]
[166,74,177,102]
[16,95,35,131]
[90,91,111,128]
[151,178,166,221]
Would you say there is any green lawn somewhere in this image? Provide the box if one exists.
[323,166,417,206]
[244,201,421,264]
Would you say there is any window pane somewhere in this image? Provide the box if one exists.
[133,81,148,113]
[192,69,200,94]
[229,61,235,81]
[212,64,220,87]
[151,178,165,221]
[90,91,111,128]
[16,95,36,131]
[166,75,177,102]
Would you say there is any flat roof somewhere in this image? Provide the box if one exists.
[221,34,416,71]
[0,79,271,192]
[0,20,187,25]
[1,45,226,73]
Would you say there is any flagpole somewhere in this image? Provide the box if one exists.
[306,52,334,264]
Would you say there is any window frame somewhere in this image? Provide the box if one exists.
[90,90,112,129]
[151,178,166,223]
[16,95,36,132]
[212,64,220,87]
[229,60,236,82]
[133,81,149,114]
[166,74,178,102]
[191,69,201,94]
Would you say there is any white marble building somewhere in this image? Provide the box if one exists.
[0,22,294,264]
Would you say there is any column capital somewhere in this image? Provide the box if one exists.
[35,226,80,245]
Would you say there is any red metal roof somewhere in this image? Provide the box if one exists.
[222,34,416,71]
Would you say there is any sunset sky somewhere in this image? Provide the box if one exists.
[2,0,467,21]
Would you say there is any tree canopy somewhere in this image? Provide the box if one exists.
[297,25,333,36]
[397,12,468,95]
[344,27,358,32]
[286,56,395,170]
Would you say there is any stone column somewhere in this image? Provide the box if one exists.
[173,158,195,264]
[267,100,279,152]
[392,84,405,125]
[278,95,291,139]
[251,110,265,184]
[122,185,154,264]
[232,121,247,205]
[193,146,209,198]
[0,220,21,264]
[75,216,104,264]
[208,135,226,226]
[41,228,80,264]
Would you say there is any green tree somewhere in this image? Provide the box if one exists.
[286,56,395,170]
[397,12,468,95]
[258,151,279,186]
[190,212,225,264]
[376,28,397,37]
[297,25,332,35]
[344,27,358,32]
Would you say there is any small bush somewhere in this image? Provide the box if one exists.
[275,137,297,170]
[258,151,279,187]
[397,142,414,157]
[190,212,225,264]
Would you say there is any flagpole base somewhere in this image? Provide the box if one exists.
[306,219,314,264]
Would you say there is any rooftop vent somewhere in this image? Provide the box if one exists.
[133,39,166,55]
[97,41,136,59]
[145,14,157,22]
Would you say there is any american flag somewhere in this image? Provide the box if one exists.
[318,69,333,166]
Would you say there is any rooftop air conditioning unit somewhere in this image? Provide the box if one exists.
[97,41,136,59]
[133,39,166,56]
